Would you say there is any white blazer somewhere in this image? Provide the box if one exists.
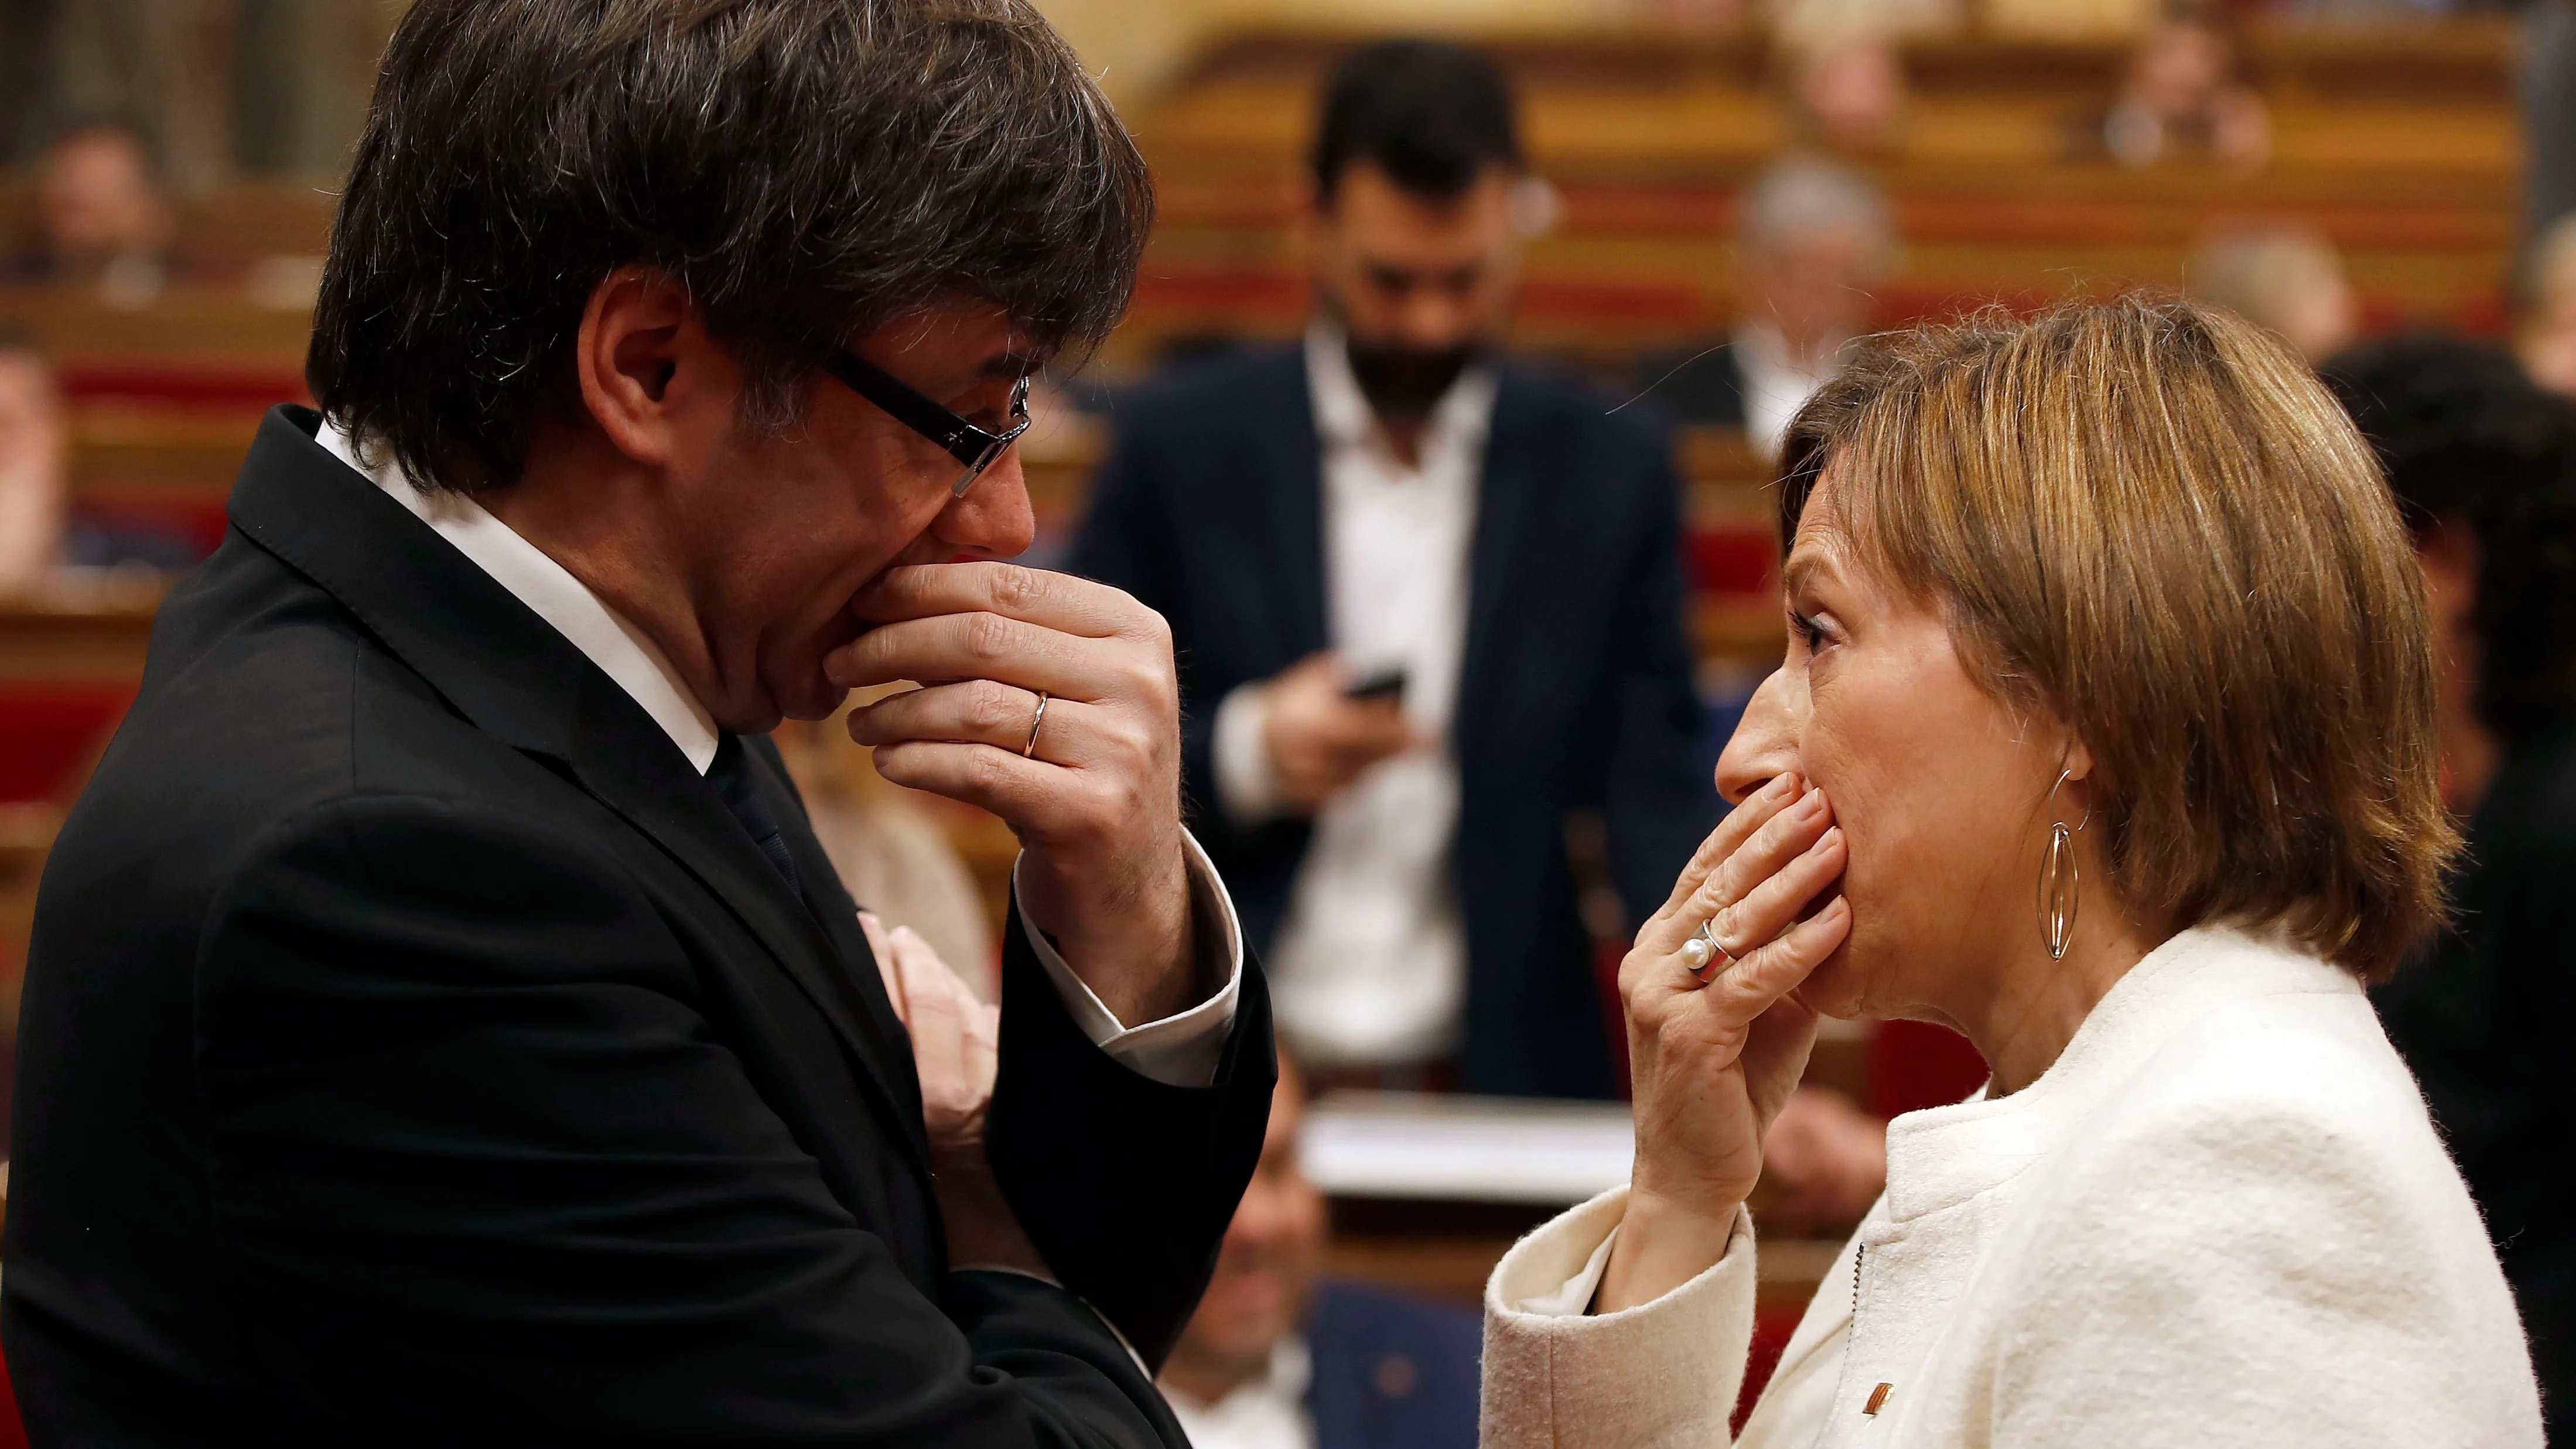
[1481,926,2542,1448]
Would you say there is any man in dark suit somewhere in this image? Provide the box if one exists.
[1160,1060,1481,1449]
[1070,41,1711,1099]
[1,4,1270,1444]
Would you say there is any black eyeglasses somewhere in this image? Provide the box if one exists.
[824,350,1033,497]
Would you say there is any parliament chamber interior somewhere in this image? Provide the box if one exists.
[0,0,2555,1442]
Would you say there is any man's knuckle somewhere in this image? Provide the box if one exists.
[993,566,1043,611]
[964,613,1014,662]
[965,681,1016,732]
[967,746,1015,792]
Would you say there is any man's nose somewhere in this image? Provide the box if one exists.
[1714,667,1800,806]
[1398,290,1473,349]
[932,450,1037,561]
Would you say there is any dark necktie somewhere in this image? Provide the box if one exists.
[709,734,803,894]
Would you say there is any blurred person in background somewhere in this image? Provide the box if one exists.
[2080,20,2269,172]
[22,126,175,307]
[2519,211,2576,398]
[2188,221,2358,365]
[1160,1057,1480,1449]
[1639,156,1898,457]
[2322,335,2576,1440]
[1784,41,1909,155]
[0,331,69,597]
[1072,40,1712,1099]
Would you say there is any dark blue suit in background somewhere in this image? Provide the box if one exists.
[1070,346,1715,1098]
[1306,1282,1481,1449]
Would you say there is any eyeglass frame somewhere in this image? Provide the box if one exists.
[822,349,1034,497]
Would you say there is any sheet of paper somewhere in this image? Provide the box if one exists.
[1301,1091,1635,1205]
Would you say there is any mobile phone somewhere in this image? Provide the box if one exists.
[1344,665,1408,703]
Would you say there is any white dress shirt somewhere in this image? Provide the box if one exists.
[1165,1337,1317,1449]
[315,419,1240,1087]
[1209,324,1494,1069]
[1732,321,1850,459]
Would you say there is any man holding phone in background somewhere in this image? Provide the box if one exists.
[1072,40,1710,1098]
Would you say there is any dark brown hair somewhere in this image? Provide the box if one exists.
[309,0,1152,494]
[1779,296,2455,981]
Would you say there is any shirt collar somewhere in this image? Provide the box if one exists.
[1303,320,1499,459]
[314,419,723,775]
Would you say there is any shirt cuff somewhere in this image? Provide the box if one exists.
[1517,1224,1622,1315]
[1211,681,1285,825]
[1012,829,1243,1088]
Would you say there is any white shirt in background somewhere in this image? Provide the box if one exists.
[1165,1338,1317,1449]
[313,419,1241,1088]
[1211,324,1495,1069]
[1733,321,1850,459]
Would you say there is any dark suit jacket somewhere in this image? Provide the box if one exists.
[1070,346,1713,1098]
[1634,340,1749,429]
[1305,1281,1480,1449]
[1,406,1274,1447]
[2373,723,2576,1443]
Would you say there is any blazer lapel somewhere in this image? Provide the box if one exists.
[555,690,931,1177]
[227,406,930,1177]
[747,734,931,1166]
[1256,349,1331,660]
[1455,370,1543,767]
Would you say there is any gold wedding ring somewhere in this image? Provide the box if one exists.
[1022,690,1050,759]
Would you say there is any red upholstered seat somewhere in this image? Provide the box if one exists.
[1867,1018,1990,1120]
[0,1333,25,1449]
[0,685,139,804]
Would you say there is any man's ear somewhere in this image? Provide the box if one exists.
[574,266,727,468]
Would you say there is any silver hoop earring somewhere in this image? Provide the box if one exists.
[2038,768,2088,962]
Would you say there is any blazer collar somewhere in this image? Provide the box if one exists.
[1875,925,2359,1225]
[227,406,929,1174]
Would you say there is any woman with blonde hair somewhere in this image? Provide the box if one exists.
[1481,296,2543,1447]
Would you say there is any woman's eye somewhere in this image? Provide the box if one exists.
[1789,610,1830,651]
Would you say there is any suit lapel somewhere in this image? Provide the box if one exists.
[227,406,929,1178]
[555,690,931,1177]
[746,735,931,1167]
[1256,350,1331,660]
[1456,370,1543,767]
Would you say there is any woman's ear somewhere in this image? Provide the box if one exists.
[2059,739,2099,825]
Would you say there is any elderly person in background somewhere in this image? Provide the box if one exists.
[0,332,67,596]
[1641,156,1898,457]
[1481,297,2541,1447]
[2188,221,2358,364]
[1160,1057,1481,1449]
[2322,334,2576,1444]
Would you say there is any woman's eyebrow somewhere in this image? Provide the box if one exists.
[1782,547,1839,597]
